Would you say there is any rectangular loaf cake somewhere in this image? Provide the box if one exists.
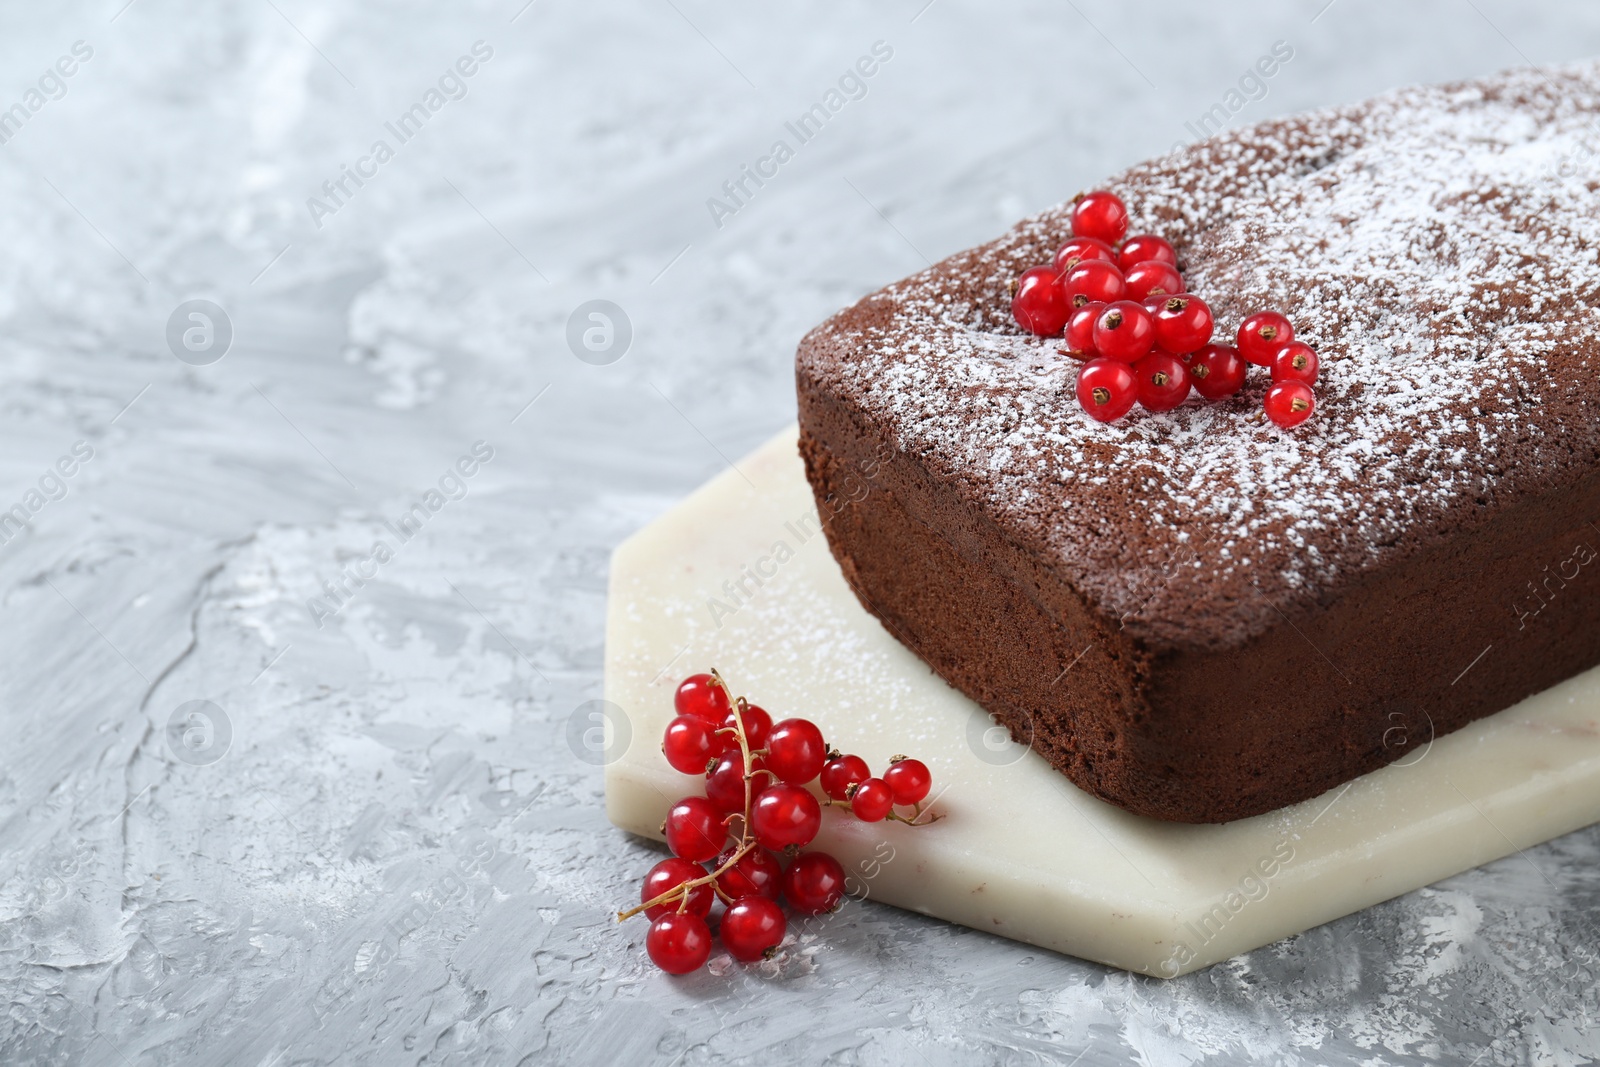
[796,63,1600,822]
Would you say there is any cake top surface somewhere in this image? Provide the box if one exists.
[798,61,1600,651]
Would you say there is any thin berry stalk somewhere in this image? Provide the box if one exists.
[619,838,758,921]
[617,668,762,923]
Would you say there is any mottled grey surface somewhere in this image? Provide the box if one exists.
[1,1,1598,1064]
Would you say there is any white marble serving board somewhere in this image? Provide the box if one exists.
[603,426,1600,977]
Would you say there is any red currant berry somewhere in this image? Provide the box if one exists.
[705,750,761,814]
[1150,294,1214,355]
[647,911,712,974]
[662,715,723,775]
[1264,380,1316,428]
[1070,190,1129,245]
[1092,300,1156,363]
[1052,235,1116,274]
[715,845,782,901]
[765,719,826,785]
[1189,344,1248,400]
[642,857,713,920]
[882,757,932,806]
[1123,261,1183,301]
[720,895,786,962]
[1075,358,1139,423]
[750,783,823,850]
[1270,342,1319,385]
[1063,301,1103,360]
[1117,234,1178,271]
[781,851,848,915]
[674,673,730,725]
[1134,352,1192,413]
[663,796,727,862]
[725,703,772,750]
[1011,266,1070,336]
[1060,259,1126,308]
[1237,311,1294,366]
[849,778,895,822]
[819,754,870,801]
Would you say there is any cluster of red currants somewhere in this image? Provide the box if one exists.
[1010,190,1318,429]
[619,671,937,976]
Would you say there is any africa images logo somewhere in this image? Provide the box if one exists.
[705,41,893,229]
[0,40,93,145]
[306,41,495,229]
[0,442,94,548]
[305,441,495,628]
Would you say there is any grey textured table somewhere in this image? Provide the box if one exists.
[3,2,1599,1064]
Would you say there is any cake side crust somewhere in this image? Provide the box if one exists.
[802,353,1600,821]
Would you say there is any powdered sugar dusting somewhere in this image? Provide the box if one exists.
[802,62,1600,647]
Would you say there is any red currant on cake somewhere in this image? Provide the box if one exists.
[1264,380,1316,428]
[641,857,714,920]
[882,757,932,806]
[1070,190,1129,245]
[721,895,787,962]
[1237,311,1294,366]
[1011,265,1071,336]
[1063,302,1103,360]
[1270,341,1319,385]
[715,845,782,900]
[1076,358,1139,423]
[1091,300,1156,363]
[675,673,730,725]
[1134,352,1192,412]
[1053,235,1117,274]
[1150,294,1214,355]
[1123,260,1183,301]
[662,715,724,774]
[1060,258,1127,307]
[820,753,871,801]
[647,911,713,974]
[1117,234,1178,271]
[663,796,728,862]
[781,851,848,915]
[1188,344,1249,400]
[750,783,822,850]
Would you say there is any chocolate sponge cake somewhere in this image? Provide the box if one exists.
[796,63,1600,823]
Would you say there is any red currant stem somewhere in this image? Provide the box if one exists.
[829,795,940,823]
[617,839,760,921]
[710,881,736,905]
[887,807,943,827]
[720,672,765,868]
[709,670,758,845]
[617,668,770,925]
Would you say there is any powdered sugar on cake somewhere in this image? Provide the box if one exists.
[803,62,1600,647]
